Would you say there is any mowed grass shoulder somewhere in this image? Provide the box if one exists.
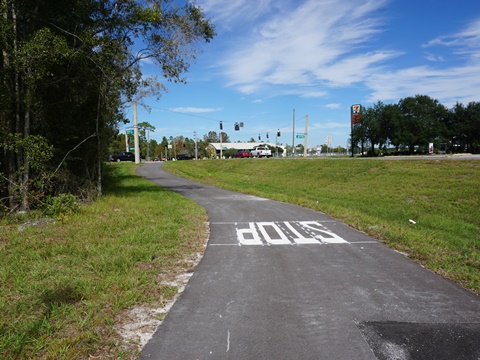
[165,158,480,294]
[0,163,208,359]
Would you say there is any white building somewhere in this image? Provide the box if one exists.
[208,142,286,157]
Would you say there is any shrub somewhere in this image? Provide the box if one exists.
[42,193,80,217]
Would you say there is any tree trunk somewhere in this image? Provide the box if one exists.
[2,0,12,208]
[20,80,32,211]
[96,84,103,197]
[409,144,415,155]
[3,0,22,210]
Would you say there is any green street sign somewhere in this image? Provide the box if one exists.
[129,147,135,151]
[296,134,304,139]
[126,129,134,135]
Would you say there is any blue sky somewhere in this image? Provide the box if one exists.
[126,0,480,149]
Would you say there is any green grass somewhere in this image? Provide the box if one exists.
[165,157,480,294]
[1,158,478,358]
[0,163,208,359]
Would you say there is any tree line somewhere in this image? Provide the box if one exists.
[353,95,480,155]
[110,129,237,160]
[124,94,480,160]
[0,0,214,214]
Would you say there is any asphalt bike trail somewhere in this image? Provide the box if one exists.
[136,162,480,360]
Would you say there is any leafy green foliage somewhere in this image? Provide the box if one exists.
[0,0,215,213]
[42,194,80,217]
[354,96,478,155]
[397,95,448,154]
[0,163,208,358]
[1,135,54,211]
[16,27,73,83]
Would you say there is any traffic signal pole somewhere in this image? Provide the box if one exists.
[303,115,308,157]
[292,109,295,156]
[219,121,223,159]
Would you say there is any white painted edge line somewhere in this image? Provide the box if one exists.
[210,220,337,225]
[209,244,241,246]
[208,241,378,246]
[350,241,378,244]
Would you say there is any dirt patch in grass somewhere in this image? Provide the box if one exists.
[115,250,206,355]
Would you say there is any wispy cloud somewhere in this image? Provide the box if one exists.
[367,17,480,106]
[169,107,223,113]
[366,64,480,106]
[199,1,480,108]
[197,0,276,27]
[310,121,350,130]
[278,88,328,99]
[423,18,480,59]
[209,0,392,95]
[424,53,445,62]
[325,103,341,109]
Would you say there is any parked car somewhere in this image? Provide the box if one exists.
[235,150,250,158]
[176,154,193,160]
[109,151,135,162]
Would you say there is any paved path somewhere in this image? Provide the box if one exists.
[137,163,480,360]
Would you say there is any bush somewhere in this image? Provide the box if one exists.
[42,193,80,217]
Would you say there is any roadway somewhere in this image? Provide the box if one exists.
[136,162,480,360]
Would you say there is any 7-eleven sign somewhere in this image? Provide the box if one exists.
[351,104,362,124]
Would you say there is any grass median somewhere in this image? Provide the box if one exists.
[0,163,208,359]
[165,157,480,295]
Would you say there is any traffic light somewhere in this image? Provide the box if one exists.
[234,123,240,131]
[277,130,281,137]
[220,121,223,130]
[266,132,269,139]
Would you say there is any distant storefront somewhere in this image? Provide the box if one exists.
[208,142,285,157]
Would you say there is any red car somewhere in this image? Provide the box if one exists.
[235,150,250,158]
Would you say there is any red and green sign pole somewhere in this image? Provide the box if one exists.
[350,104,362,157]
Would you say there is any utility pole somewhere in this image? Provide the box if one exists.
[219,121,223,159]
[194,131,198,160]
[326,136,332,156]
[303,115,308,157]
[146,128,150,161]
[292,109,295,157]
[219,132,223,159]
[275,129,279,157]
[133,101,140,164]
